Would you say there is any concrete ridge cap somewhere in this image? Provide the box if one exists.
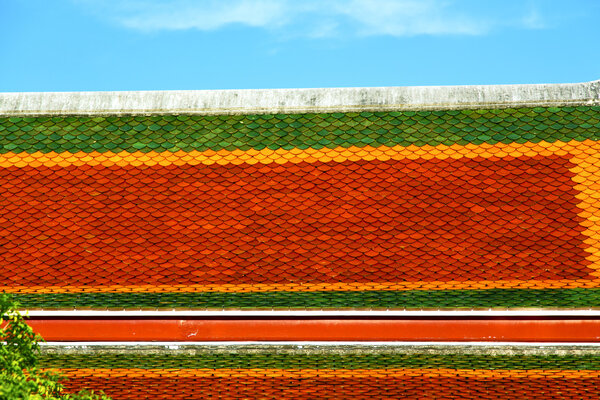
[1,80,598,116]
[39,343,600,356]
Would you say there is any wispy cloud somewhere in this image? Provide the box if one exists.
[334,0,486,36]
[521,7,546,30]
[76,0,545,37]
[115,0,289,31]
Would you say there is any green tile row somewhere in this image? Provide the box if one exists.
[12,288,600,309]
[1,106,599,154]
[39,350,600,371]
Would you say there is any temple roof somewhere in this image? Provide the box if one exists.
[1,81,600,311]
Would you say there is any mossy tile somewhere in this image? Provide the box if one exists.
[132,124,147,132]
[145,142,160,149]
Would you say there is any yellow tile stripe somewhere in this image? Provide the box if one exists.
[571,152,600,277]
[53,368,600,379]
[0,140,590,169]
[3,279,600,294]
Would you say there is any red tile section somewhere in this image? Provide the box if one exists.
[63,376,600,400]
[0,155,591,286]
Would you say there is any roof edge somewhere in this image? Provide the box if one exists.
[39,343,600,355]
[1,80,598,116]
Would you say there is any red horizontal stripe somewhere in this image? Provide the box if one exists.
[27,318,600,342]
[0,155,590,286]
[63,376,600,400]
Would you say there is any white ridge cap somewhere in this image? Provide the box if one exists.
[1,80,598,116]
[22,309,600,317]
[39,341,600,347]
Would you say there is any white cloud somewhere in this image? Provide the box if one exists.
[76,0,543,37]
[334,0,487,36]
[521,8,546,30]
[118,0,288,31]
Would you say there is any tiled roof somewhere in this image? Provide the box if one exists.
[2,83,600,310]
[41,345,600,399]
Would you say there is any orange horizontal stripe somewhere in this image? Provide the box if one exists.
[5,279,600,294]
[1,139,599,169]
[27,318,600,342]
[53,368,600,379]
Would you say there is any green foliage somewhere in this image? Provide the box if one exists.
[0,294,110,400]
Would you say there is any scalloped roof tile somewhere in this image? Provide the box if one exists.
[1,81,600,310]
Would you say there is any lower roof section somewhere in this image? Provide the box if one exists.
[40,344,600,399]
[40,343,600,366]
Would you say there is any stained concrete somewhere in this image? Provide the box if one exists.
[1,80,599,116]
[40,344,600,357]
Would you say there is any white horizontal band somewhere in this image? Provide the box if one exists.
[40,341,600,347]
[23,309,600,317]
[1,80,598,116]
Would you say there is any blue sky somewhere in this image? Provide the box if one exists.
[1,0,599,92]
